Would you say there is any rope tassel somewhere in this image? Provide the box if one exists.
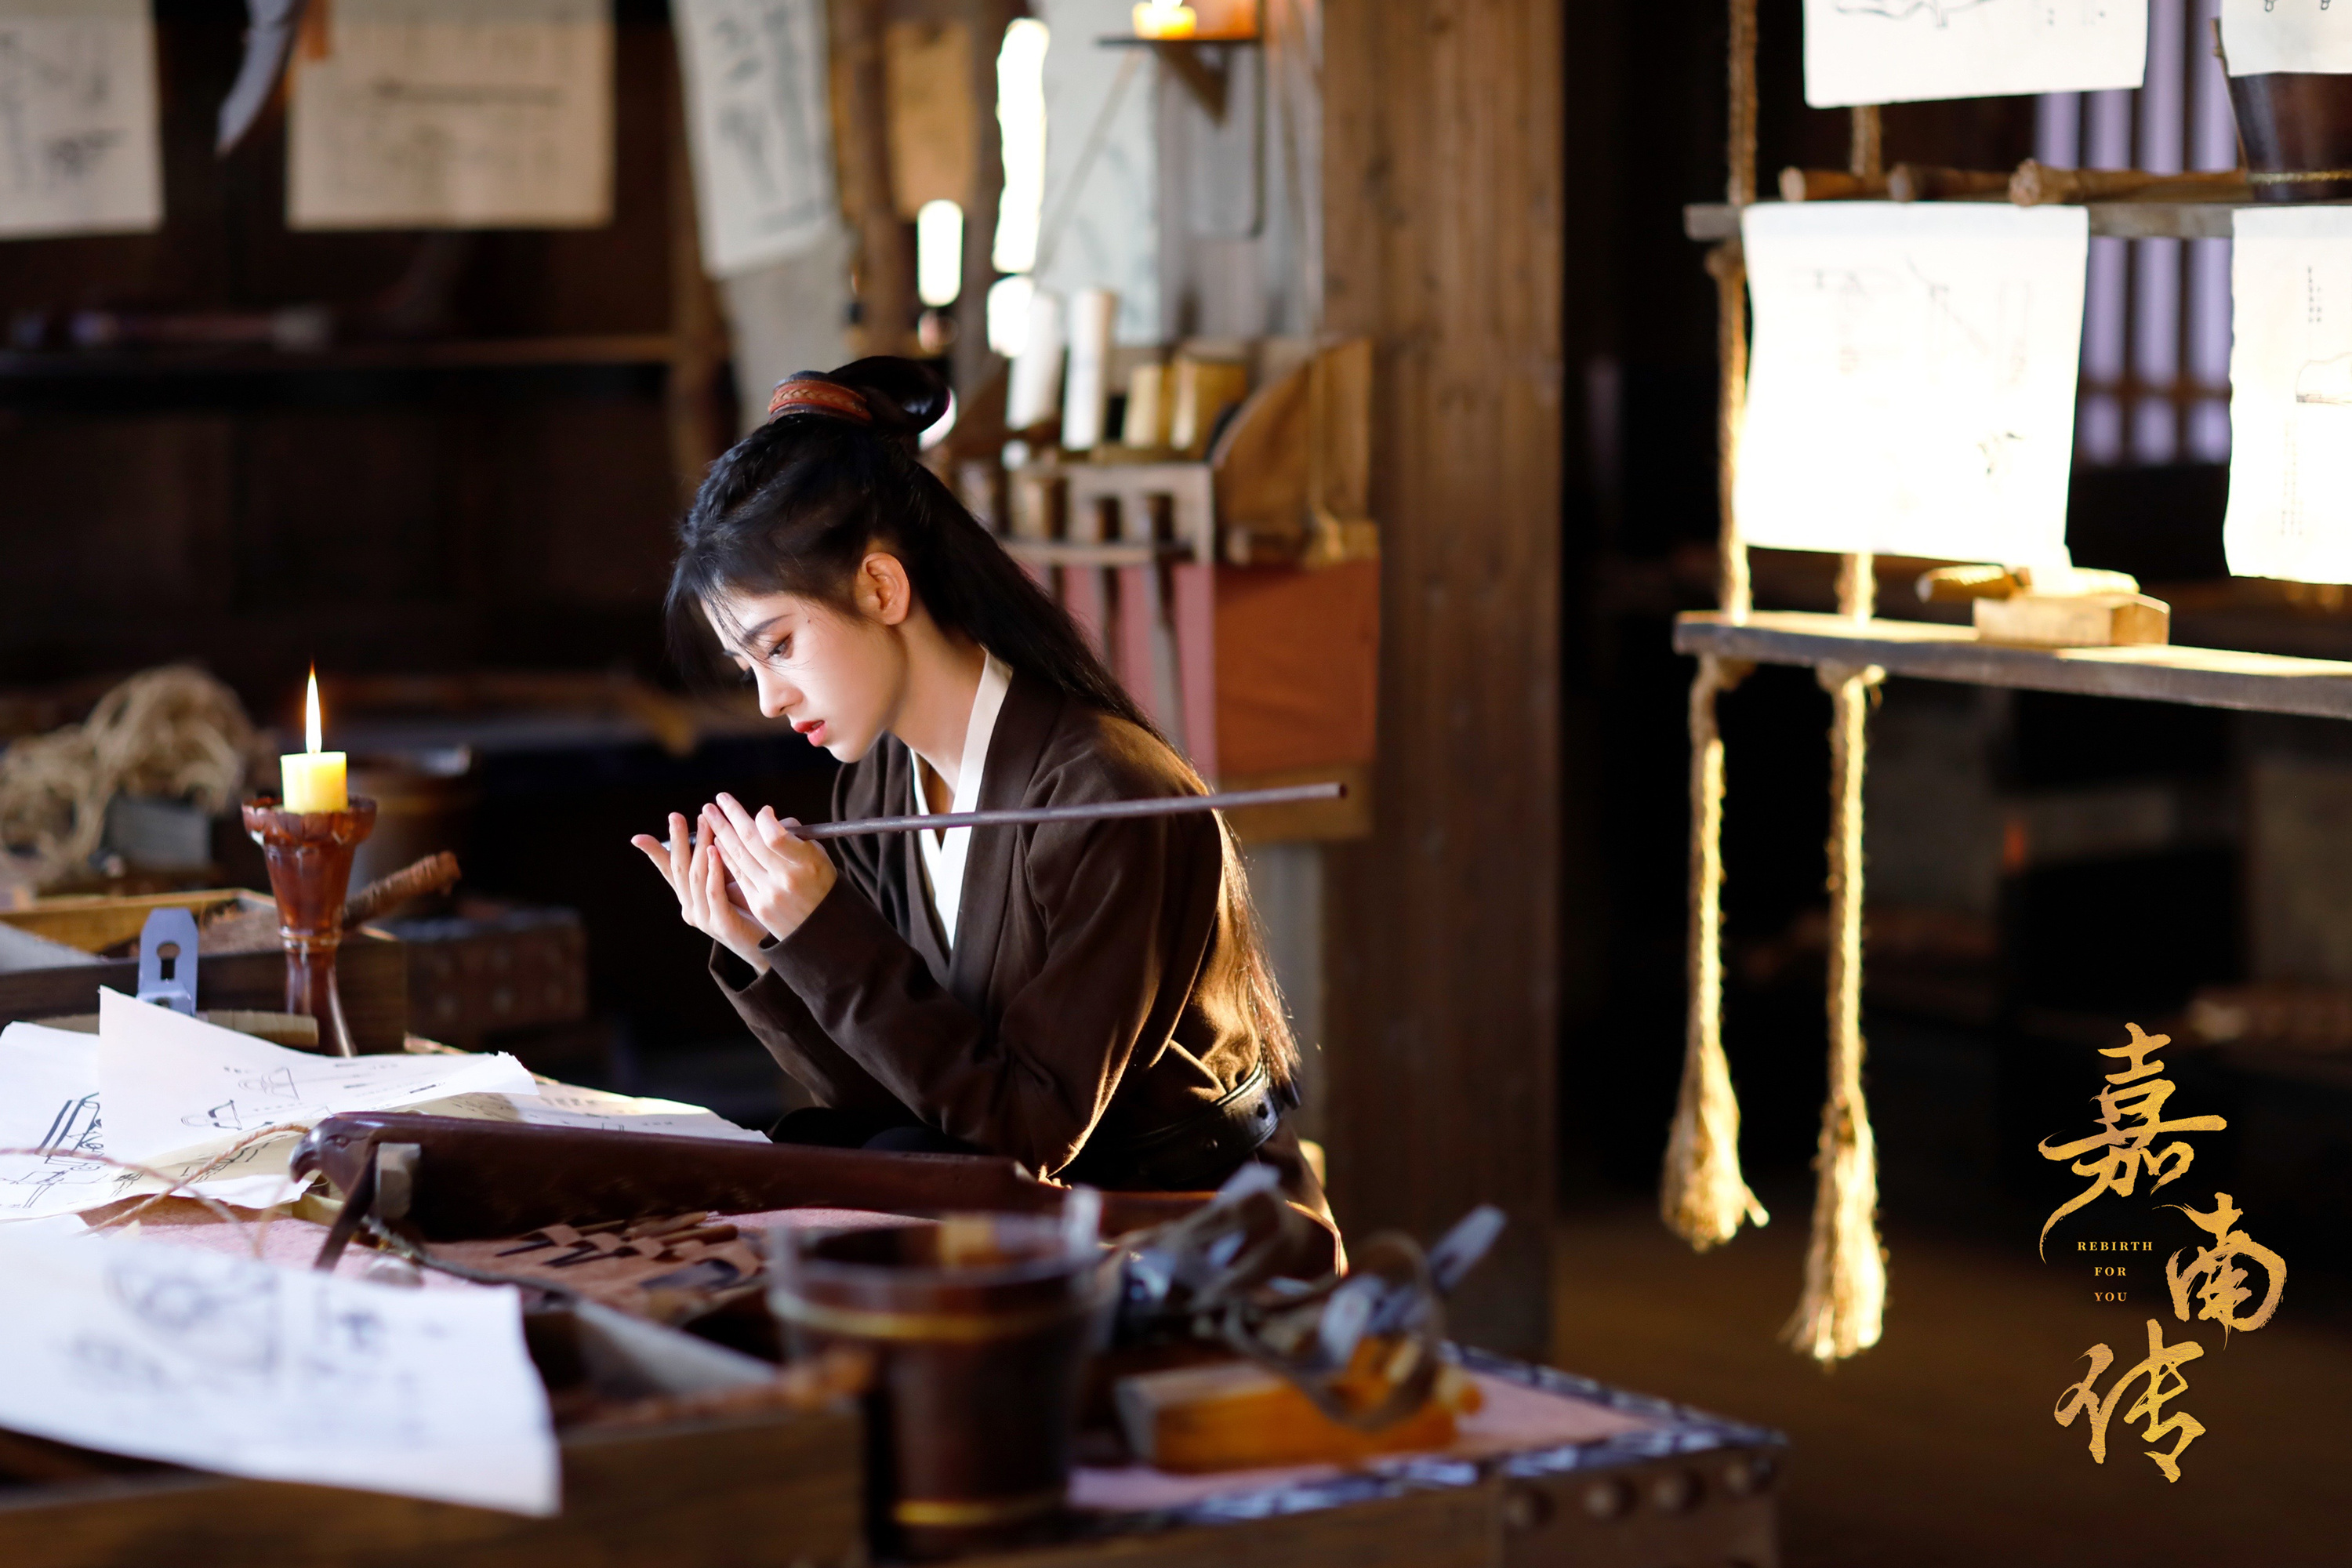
[1785,649,1888,1363]
[1663,654,1767,1249]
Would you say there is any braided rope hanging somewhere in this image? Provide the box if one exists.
[1663,57,1893,1360]
[1662,0,1766,1251]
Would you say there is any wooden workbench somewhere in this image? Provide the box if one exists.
[0,1351,1781,1568]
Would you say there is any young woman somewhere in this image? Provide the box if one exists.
[630,357,1327,1216]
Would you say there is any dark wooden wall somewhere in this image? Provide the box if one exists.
[1321,0,1565,1358]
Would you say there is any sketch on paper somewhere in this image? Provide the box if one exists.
[2222,0,2352,76]
[99,989,535,1167]
[0,1227,558,1514]
[1834,0,1994,24]
[286,0,613,230]
[2225,210,2352,584]
[1736,202,2089,568]
[0,0,162,239]
[1805,0,2146,107]
[673,0,838,277]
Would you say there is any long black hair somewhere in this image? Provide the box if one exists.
[667,356,1147,731]
[666,357,1299,1088]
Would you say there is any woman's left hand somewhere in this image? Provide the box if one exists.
[702,792,838,945]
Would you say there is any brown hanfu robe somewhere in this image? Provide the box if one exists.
[712,668,1325,1213]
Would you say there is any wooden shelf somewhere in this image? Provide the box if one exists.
[1680,198,2302,243]
[1002,538,1194,568]
[0,335,684,380]
[1675,610,2352,720]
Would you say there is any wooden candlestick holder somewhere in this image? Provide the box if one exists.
[241,797,377,1057]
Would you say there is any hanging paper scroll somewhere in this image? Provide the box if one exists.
[673,0,840,277]
[2223,209,2352,584]
[1736,203,2089,567]
[2220,0,2352,76]
[1803,0,2147,108]
[0,0,162,240]
[288,0,613,230]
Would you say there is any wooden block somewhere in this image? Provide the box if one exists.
[1973,593,2170,648]
[1115,1356,1476,1474]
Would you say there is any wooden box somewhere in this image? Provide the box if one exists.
[0,1406,864,1568]
[0,889,408,1052]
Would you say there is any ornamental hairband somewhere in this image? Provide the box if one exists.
[766,376,874,424]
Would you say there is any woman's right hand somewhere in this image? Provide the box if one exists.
[630,811,771,974]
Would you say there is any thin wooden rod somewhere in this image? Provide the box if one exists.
[796,781,1345,838]
[667,782,1348,849]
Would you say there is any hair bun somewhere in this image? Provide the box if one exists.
[826,356,950,439]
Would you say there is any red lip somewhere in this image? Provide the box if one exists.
[794,719,826,739]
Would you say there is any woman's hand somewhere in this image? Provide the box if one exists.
[630,811,773,974]
[702,791,837,946]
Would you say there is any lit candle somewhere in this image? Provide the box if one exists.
[1132,2,1197,38]
[280,668,348,814]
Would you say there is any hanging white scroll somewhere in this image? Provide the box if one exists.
[1737,203,2089,568]
[288,0,613,230]
[0,0,162,240]
[1803,0,2147,108]
[673,0,840,277]
[2224,208,2352,584]
[2220,0,2352,76]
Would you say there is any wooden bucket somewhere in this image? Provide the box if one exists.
[2227,71,2352,202]
[768,1212,1118,1559]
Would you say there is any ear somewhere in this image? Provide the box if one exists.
[857,550,916,626]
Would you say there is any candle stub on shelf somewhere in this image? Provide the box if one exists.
[281,667,348,815]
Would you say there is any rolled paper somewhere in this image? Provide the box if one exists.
[1006,288,1065,431]
[281,750,347,814]
[1061,286,1118,452]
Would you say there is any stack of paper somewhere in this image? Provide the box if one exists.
[1,991,761,1222]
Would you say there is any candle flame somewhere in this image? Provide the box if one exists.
[305,667,323,755]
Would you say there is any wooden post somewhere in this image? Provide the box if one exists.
[665,39,731,506]
[832,0,919,358]
[1320,0,1563,1359]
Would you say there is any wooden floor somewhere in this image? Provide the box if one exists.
[1553,1201,2352,1566]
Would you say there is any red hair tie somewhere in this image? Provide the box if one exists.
[766,376,874,424]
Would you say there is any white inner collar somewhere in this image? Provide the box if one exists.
[912,651,1011,949]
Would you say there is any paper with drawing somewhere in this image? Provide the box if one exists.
[2225,209,2352,585]
[0,0,162,238]
[97,989,536,1165]
[673,0,839,276]
[0,1225,557,1514]
[1804,0,2147,107]
[287,0,613,229]
[1736,202,2087,568]
[2221,0,2352,76]
[0,1020,293,1220]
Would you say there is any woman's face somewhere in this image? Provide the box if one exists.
[707,558,912,761]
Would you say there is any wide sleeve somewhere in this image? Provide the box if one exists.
[760,803,1218,1177]
[705,758,912,1120]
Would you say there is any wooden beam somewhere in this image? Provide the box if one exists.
[1675,609,2352,719]
[1684,199,2249,243]
[1320,0,1563,1359]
